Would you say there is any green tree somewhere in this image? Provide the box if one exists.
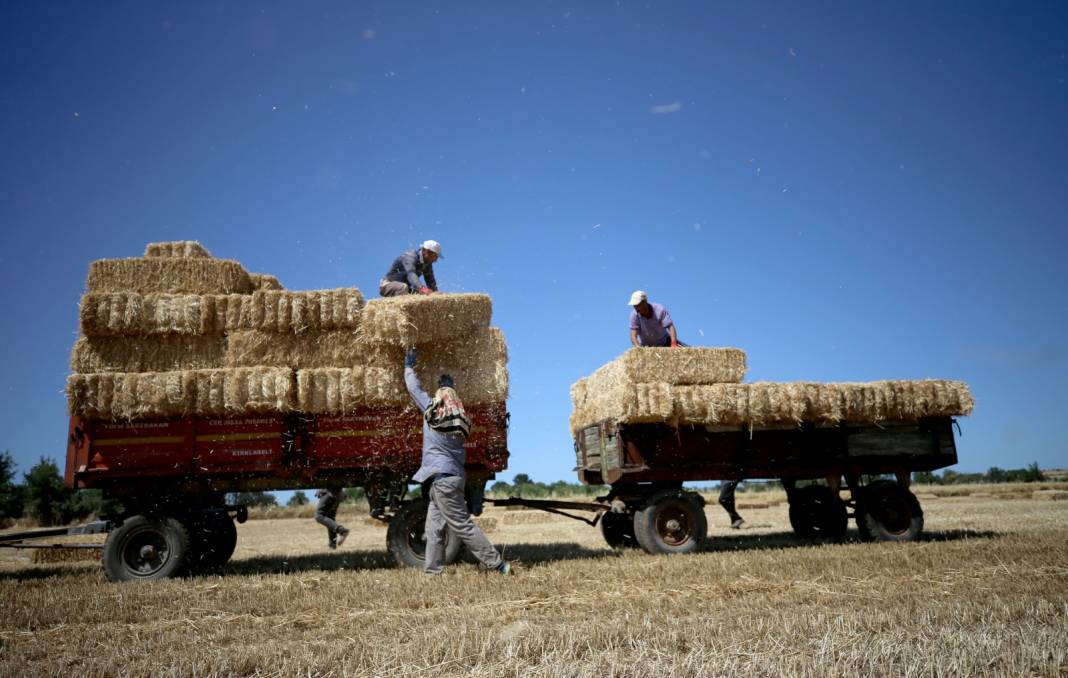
[0,451,25,521]
[231,491,277,508]
[24,458,69,526]
[1022,462,1045,483]
[287,491,310,507]
[512,473,532,486]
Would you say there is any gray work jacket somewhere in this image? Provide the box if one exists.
[406,367,465,483]
[383,249,438,292]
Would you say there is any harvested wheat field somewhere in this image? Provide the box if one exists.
[1,488,1066,676]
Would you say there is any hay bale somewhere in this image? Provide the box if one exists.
[569,378,974,434]
[80,293,223,336]
[67,371,198,420]
[410,327,509,404]
[227,330,364,369]
[296,367,406,413]
[71,335,226,373]
[249,273,284,291]
[86,258,252,295]
[33,547,100,564]
[361,294,492,345]
[618,347,747,385]
[232,289,364,333]
[143,241,213,258]
[68,368,295,419]
[1033,490,1068,501]
[192,368,295,416]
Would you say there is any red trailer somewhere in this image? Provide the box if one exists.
[18,404,508,581]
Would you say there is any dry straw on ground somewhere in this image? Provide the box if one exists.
[67,368,295,419]
[86,258,253,295]
[361,293,492,345]
[70,335,226,373]
[570,379,974,433]
[143,240,213,258]
[31,547,100,564]
[3,492,1065,676]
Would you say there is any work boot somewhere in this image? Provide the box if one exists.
[730,517,745,529]
[336,527,349,547]
[497,561,513,575]
[328,540,337,550]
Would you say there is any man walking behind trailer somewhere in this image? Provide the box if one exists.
[380,240,443,296]
[404,348,512,576]
[718,480,745,529]
[315,487,350,549]
[628,290,685,347]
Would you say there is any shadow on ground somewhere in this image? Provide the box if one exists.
[698,528,1001,553]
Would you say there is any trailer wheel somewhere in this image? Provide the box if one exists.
[788,485,848,538]
[857,480,924,542]
[600,511,638,549]
[103,515,190,582]
[633,490,707,555]
[188,513,238,572]
[386,499,462,569]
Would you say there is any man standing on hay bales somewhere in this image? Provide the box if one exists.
[404,348,513,576]
[628,290,684,347]
[379,240,442,296]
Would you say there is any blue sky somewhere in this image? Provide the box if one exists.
[1,2,1066,485]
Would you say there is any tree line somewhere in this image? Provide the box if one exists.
[0,452,104,527]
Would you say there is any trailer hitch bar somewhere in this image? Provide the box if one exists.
[487,497,612,527]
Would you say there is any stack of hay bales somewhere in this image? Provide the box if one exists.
[67,242,508,421]
[569,347,973,434]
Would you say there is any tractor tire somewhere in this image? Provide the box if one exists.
[103,515,190,582]
[632,490,707,555]
[601,511,638,549]
[788,485,848,538]
[187,512,238,573]
[856,480,924,542]
[386,499,462,569]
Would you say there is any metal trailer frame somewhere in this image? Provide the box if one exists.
[491,416,961,555]
[20,404,508,581]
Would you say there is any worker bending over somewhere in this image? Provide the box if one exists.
[628,290,685,347]
[404,348,512,576]
[380,240,443,296]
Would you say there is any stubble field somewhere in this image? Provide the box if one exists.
[1,485,1066,677]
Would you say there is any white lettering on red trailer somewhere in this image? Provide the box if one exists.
[230,449,274,457]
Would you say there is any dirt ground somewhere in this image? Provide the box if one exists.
[1,487,1066,676]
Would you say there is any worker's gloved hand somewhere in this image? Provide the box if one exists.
[404,348,418,368]
[418,286,432,295]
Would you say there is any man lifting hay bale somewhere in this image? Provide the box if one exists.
[404,348,512,576]
[380,240,443,296]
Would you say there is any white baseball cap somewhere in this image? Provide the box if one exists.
[421,240,443,258]
[628,290,647,306]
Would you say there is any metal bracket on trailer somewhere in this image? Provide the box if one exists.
[487,497,612,527]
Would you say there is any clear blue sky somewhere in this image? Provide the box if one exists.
[1,2,1065,485]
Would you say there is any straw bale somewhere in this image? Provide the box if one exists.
[361,294,492,345]
[67,368,295,419]
[568,378,974,434]
[71,335,226,373]
[193,368,295,416]
[618,347,747,385]
[67,371,198,420]
[296,367,406,413]
[226,330,365,369]
[143,241,213,258]
[230,289,364,333]
[87,258,253,295]
[79,293,219,336]
[33,547,99,564]
[249,273,284,291]
[295,328,509,412]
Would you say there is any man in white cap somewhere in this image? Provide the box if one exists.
[380,240,443,296]
[628,290,683,348]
